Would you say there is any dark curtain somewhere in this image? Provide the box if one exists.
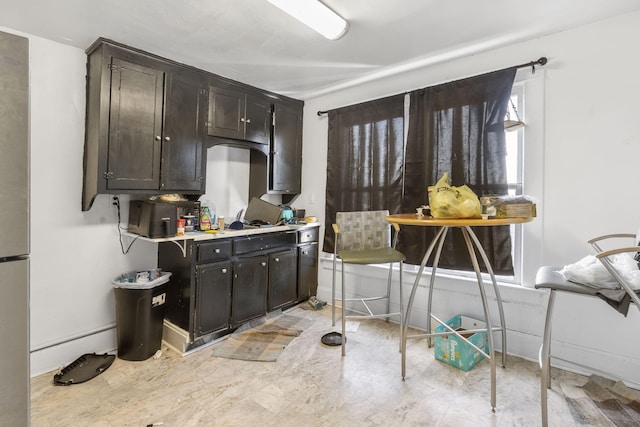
[399,68,517,274]
[323,94,405,254]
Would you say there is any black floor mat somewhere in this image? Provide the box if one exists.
[53,353,115,386]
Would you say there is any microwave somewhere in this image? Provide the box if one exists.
[128,200,201,238]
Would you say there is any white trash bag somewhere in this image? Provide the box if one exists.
[560,253,640,290]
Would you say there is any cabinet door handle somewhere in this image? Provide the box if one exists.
[164,136,171,142]
[155,135,161,141]
[221,268,227,274]
[274,257,280,262]
[215,248,221,253]
[245,119,251,124]
[261,262,267,267]
[240,117,245,122]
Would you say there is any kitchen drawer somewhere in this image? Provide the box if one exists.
[298,227,318,243]
[197,240,232,263]
[234,231,296,255]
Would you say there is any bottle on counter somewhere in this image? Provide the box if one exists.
[200,206,212,231]
[177,218,186,236]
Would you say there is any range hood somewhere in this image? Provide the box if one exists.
[206,137,269,156]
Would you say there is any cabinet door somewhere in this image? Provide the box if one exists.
[161,71,205,191]
[107,57,164,190]
[158,240,195,333]
[268,248,298,311]
[195,261,232,337]
[244,94,271,145]
[298,243,319,300]
[271,102,302,194]
[231,255,268,327]
[207,86,244,140]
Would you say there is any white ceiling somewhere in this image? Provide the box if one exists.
[2,0,640,99]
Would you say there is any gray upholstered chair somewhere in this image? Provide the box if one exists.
[331,210,406,356]
[535,233,640,427]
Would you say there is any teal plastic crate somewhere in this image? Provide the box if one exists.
[434,314,488,371]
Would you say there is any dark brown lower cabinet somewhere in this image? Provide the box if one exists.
[231,255,268,327]
[158,225,319,352]
[268,248,298,311]
[195,261,231,336]
[298,242,319,299]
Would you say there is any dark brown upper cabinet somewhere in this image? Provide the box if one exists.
[249,99,303,204]
[161,71,206,192]
[105,57,164,192]
[82,38,305,211]
[271,101,302,195]
[207,85,270,145]
[82,39,207,211]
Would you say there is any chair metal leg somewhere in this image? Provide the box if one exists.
[341,262,346,357]
[332,255,337,327]
[398,261,403,353]
[342,260,403,355]
[386,262,393,322]
[385,259,401,348]
[540,289,555,427]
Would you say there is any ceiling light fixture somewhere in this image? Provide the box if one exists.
[267,0,349,40]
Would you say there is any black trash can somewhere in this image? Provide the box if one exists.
[113,271,171,361]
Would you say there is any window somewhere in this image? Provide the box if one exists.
[504,85,525,283]
[493,71,545,287]
[427,83,527,283]
[323,95,406,254]
[324,67,544,286]
[399,68,517,274]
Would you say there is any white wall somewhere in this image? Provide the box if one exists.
[202,145,250,221]
[299,11,640,387]
[201,145,284,222]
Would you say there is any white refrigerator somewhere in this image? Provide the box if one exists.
[0,30,30,426]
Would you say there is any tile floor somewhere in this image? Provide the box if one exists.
[31,305,593,426]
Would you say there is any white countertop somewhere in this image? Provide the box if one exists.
[124,222,320,243]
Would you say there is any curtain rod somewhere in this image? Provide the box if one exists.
[317,56,548,116]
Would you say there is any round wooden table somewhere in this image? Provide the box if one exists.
[387,214,533,411]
